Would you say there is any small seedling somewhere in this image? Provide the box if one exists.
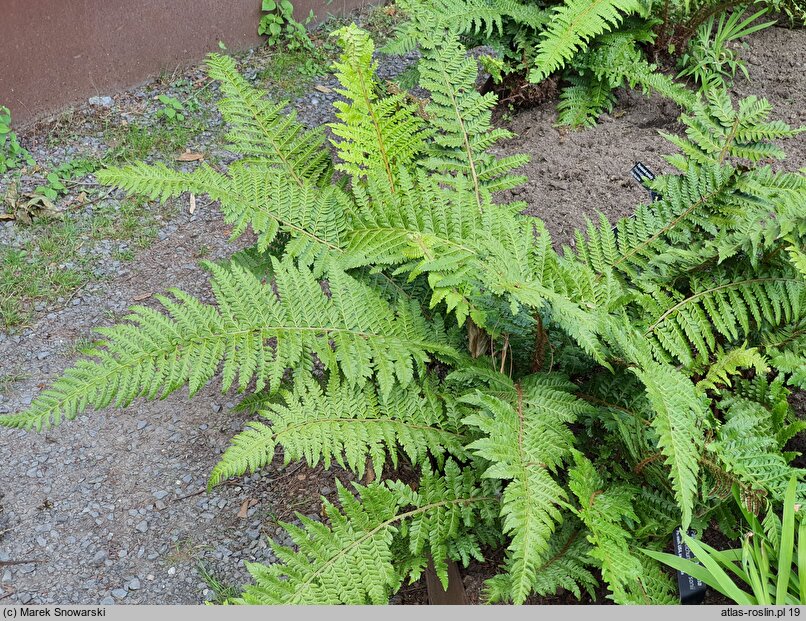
[0,106,35,174]
[259,0,314,50]
[156,95,186,123]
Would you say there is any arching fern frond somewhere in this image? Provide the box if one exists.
[98,161,350,270]
[461,373,592,603]
[208,374,469,488]
[0,259,457,431]
[643,272,805,366]
[235,463,497,604]
[581,31,696,111]
[695,345,769,394]
[569,452,655,604]
[530,0,643,82]
[205,53,332,186]
[660,90,801,168]
[388,0,550,53]
[709,395,806,501]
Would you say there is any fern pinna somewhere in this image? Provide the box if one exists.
[3,24,805,605]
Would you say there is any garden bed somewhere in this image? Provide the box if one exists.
[0,8,804,606]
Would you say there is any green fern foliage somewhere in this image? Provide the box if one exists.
[4,23,805,608]
[530,0,644,82]
[461,373,593,603]
[557,74,616,128]
[205,53,332,186]
[208,375,468,488]
[1,259,455,431]
[98,162,349,265]
[236,463,496,604]
[416,29,528,205]
[329,25,428,190]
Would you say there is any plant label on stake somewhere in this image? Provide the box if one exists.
[673,527,707,604]
[630,161,662,202]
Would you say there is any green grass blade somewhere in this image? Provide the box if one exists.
[777,476,798,604]
[799,517,806,603]
[685,535,756,604]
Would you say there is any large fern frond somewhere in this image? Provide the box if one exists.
[98,162,350,268]
[388,0,550,54]
[208,374,468,488]
[0,259,457,431]
[416,29,528,207]
[569,452,657,603]
[643,272,805,366]
[709,395,805,500]
[461,373,592,603]
[329,25,428,191]
[235,463,497,604]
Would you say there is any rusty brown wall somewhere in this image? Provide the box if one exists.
[0,0,370,126]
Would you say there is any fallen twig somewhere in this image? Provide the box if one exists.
[0,559,45,566]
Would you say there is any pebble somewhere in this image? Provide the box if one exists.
[88,96,114,107]
[135,520,149,533]
[128,578,141,591]
[99,597,115,606]
[153,490,169,500]
[111,589,128,599]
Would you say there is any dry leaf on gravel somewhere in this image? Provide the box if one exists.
[237,498,258,519]
[176,151,204,162]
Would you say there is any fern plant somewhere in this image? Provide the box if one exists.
[2,25,805,605]
[390,0,789,127]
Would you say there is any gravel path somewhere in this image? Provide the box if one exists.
[1,20,804,606]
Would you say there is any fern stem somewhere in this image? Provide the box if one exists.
[645,277,804,335]
[610,180,730,272]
